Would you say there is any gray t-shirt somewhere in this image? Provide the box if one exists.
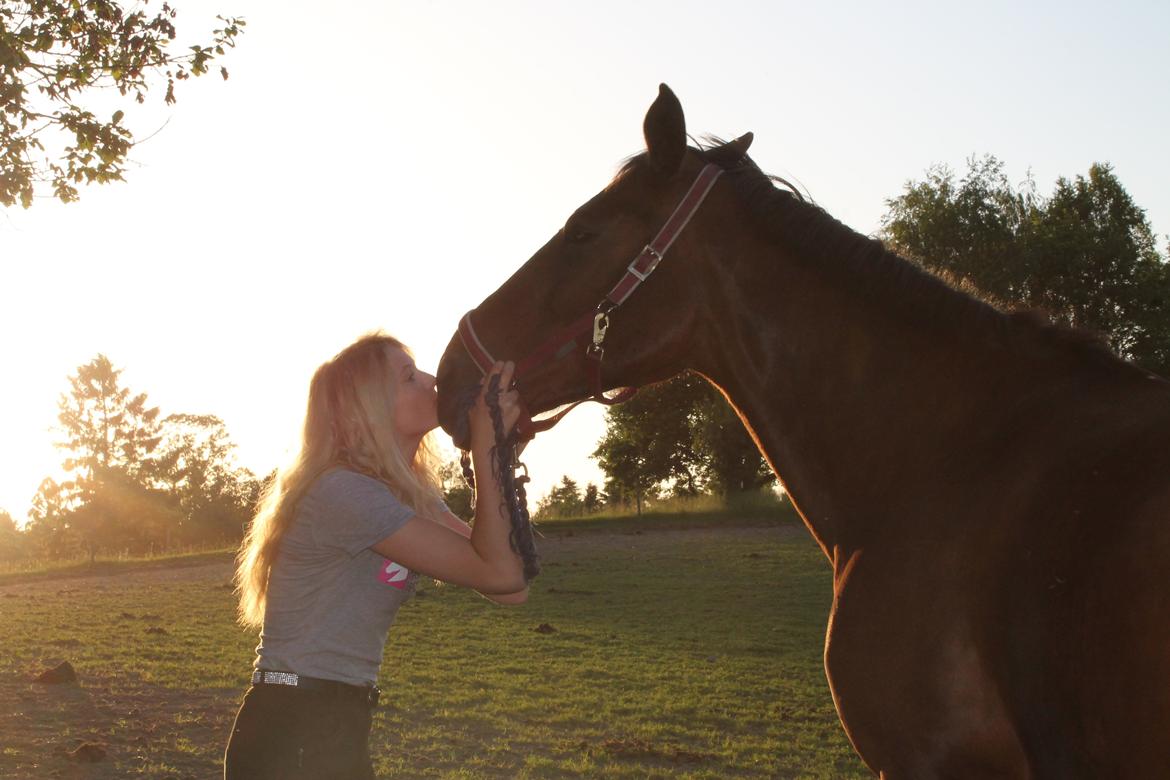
[255,468,423,686]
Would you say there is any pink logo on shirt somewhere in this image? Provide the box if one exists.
[378,559,410,589]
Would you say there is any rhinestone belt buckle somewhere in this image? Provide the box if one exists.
[252,670,299,687]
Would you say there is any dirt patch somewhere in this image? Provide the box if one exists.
[0,560,236,597]
[33,661,78,685]
[0,671,240,779]
[579,735,716,765]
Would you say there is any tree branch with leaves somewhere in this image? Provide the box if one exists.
[0,0,244,207]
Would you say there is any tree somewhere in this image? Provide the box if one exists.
[593,371,773,509]
[582,482,601,514]
[25,476,75,558]
[593,373,705,509]
[882,156,1170,376]
[438,459,473,520]
[72,464,181,557]
[0,508,26,561]
[0,1,244,207]
[54,354,166,559]
[57,354,162,483]
[153,413,257,544]
[696,393,774,494]
[594,429,659,516]
[534,475,584,520]
[1035,167,1170,372]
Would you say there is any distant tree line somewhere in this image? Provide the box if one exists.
[0,355,264,563]
[533,476,603,520]
[534,157,1168,517]
[0,355,510,562]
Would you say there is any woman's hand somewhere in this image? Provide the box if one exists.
[468,361,521,451]
[369,360,528,597]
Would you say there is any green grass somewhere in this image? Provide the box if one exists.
[536,491,796,532]
[0,521,868,778]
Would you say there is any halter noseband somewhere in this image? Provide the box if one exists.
[459,162,724,441]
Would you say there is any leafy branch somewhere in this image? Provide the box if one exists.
[0,1,244,207]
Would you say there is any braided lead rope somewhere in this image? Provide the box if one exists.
[455,378,540,582]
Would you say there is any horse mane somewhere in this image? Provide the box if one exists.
[643,138,1149,379]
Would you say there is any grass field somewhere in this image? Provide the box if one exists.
[0,518,869,779]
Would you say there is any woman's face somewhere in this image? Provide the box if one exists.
[387,346,439,444]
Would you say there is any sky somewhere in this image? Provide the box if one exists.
[2,0,1168,524]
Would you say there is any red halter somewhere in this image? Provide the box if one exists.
[459,162,724,441]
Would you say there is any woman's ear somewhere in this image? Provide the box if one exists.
[643,83,686,177]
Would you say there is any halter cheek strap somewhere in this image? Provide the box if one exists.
[459,162,724,441]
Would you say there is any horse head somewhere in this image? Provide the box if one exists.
[436,84,754,448]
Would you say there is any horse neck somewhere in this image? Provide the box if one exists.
[690,219,1052,558]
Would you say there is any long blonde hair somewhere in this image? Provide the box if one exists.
[235,332,444,627]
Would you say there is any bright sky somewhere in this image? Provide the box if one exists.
[3,0,1168,524]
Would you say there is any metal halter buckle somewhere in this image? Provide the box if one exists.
[627,245,663,281]
[592,310,610,348]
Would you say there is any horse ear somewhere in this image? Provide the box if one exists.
[725,132,754,159]
[643,83,686,177]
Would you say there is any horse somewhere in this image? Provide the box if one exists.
[435,84,1170,778]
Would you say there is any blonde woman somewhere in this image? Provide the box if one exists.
[224,333,527,779]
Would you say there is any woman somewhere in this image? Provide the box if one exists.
[224,332,528,779]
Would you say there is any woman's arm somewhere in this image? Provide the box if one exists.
[370,361,527,595]
[436,510,528,604]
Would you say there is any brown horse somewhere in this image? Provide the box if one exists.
[436,85,1170,778]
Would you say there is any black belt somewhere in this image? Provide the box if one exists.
[251,669,381,707]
